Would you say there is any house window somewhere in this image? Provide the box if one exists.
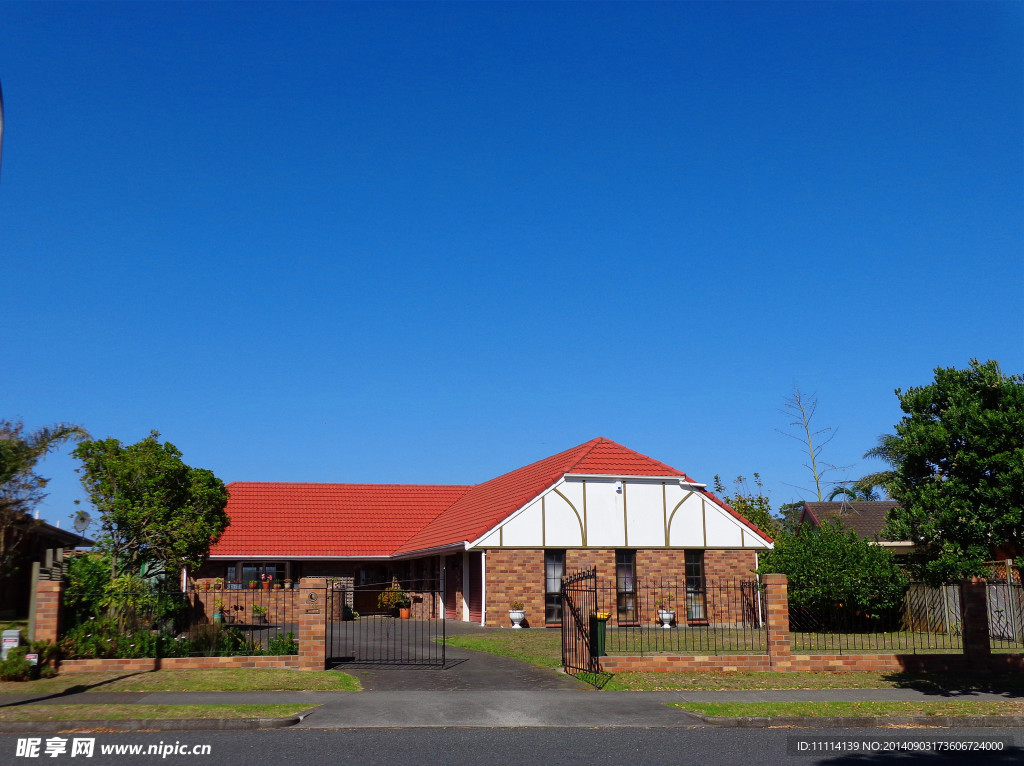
[685,550,706,622]
[545,550,565,624]
[616,550,637,624]
[237,562,286,588]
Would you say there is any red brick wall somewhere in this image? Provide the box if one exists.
[482,548,759,628]
[32,581,63,643]
[58,655,300,673]
[484,549,546,627]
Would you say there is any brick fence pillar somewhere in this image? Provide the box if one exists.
[762,573,792,669]
[960,576,991,664]
[32,579,64,644]
[298,577,328,671]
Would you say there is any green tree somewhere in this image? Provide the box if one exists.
[0,419,89,574]
[713,473,782,540]
[72,432,229,581]
[758,520,908,618]
[878,359,1024,584]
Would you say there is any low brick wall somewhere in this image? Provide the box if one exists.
[57,655,300,673]
[601,652,1024,674]
[601,655,772,673]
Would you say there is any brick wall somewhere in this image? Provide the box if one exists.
[32,581,63,643]
[58,655,300,673]
[484,549,546,627]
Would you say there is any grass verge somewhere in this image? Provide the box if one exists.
[0,669,360,695]
[0,704,313,722]
[445,629,1024,694]
[445,631,562,669]
[671,700,1024,718]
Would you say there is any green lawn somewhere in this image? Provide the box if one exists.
[671,700,1024,718]
[444,628,1024,693]
[0,668,360,695]
[0,704,314,722]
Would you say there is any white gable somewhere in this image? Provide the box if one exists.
[472,476,772,550]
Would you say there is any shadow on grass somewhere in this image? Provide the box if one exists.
[882,671,1024,698]
[0,672,148,708]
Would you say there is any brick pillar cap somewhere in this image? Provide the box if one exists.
[966,576,987,584]
[761,573,788,584]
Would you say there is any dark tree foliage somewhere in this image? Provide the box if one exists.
[0,420,89,574]
[73,431,229,581]
[758,520,908,618]
[879,359,1024,584]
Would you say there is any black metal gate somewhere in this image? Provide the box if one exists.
[325,578,446,666]
[561,567,601,678]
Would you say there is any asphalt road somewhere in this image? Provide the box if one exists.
[2,728,1020,766]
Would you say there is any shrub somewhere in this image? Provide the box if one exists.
[267,631,298,655]
[758,520,908,626]
[0,646,34,681]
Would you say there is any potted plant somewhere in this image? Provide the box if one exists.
[655,595,675,629]
[377,585,411,617]
[248,580,258,590]
[283,578,293,590]
[212,599,224,624]
[223,604,236,625]
[213,577,223,590]
[508,600,526,629]
[202,581,211,591]
[252,604,268,624]
[261,574,273,591]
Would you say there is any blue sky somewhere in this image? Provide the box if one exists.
[2,1,1021,531]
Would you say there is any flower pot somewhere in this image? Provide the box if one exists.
[262,582,271,590]
[658,609,675,629]
[399,607,411,619]
[283,583,292,590]
[212,612,222,623]
[509,609,525,629]
[223,613,235,625]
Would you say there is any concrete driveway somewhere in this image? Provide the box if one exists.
[333,620,587,691]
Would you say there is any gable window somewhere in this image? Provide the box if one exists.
[685,550,706,623]
[616,550,637,624]
[545,550,565,624]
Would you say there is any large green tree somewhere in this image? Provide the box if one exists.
[0,419,89,573]
[72,432,229,581]
[758,520,908,619]
[879,359,1024,584]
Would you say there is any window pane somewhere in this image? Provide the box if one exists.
[544,550,565,623]
[616,550,636,622]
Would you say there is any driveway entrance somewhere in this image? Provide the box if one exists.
[336,620,587,691]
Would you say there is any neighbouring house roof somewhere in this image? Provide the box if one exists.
[210,437,772,560]
[9,516,93,549]
[799,501,910,547]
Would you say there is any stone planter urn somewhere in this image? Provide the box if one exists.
[658,609,675,629]
[509,609,526,629]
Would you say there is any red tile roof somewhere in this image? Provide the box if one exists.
[210,482,470,558]
[209,437,772,558]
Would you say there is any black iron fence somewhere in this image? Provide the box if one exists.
[591,578,766,656]
[325,578,445,666]
[61,586,299,658]
[561,568,600,676]
[789,583,964,654]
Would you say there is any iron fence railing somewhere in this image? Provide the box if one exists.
[591,578,766,656]
[325,578,446,666]
[789,583,964,654]
[61,587,299,658]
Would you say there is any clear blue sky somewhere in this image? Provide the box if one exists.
[2,1,1021,531]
